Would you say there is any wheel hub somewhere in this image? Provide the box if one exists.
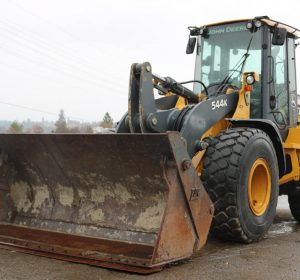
[248,158,271,216]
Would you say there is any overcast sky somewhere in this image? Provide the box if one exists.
[0,0,299,122]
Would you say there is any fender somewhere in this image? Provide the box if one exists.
[180,93,238,157]
[229,119,286,177]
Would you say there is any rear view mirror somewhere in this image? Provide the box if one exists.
[186,37,196,54]
[272,27,287,46]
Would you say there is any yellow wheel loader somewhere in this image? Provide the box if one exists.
[0,16,299,273]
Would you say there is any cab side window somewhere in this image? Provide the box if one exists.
[271,43,289,125]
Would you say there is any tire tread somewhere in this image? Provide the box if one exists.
[201,128,269,243]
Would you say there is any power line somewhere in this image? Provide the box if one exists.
[0,17,126,85]
[0,2,131,96]
[7,0,129,71]
[0,1,138,111]
[0,34,125,93]
[0,100,87,122]
[0,1,129,122]
[0,41,125,96]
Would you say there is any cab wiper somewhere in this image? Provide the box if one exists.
[217,36,254,91]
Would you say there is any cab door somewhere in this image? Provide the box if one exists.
[268,31,298,139]
[287,37,298,125]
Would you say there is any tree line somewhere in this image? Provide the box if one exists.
[7,110,114,134]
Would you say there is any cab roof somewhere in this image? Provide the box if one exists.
[204,16,300,38]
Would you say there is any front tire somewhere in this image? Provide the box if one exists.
[201,128,279,243]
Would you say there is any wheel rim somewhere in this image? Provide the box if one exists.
[248,158,271,216]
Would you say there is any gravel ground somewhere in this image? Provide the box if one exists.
[0,196,299,280]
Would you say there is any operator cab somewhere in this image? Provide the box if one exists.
[188,16,299,139]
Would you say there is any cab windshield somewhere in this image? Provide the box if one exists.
[194,22,263,93]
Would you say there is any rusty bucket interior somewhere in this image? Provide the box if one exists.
[0,132,213,273]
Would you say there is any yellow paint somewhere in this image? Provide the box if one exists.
[284,125,300,149]
[248,158,271,216]
[279,149,300,185]
[175,96,187,109]
[231,87,250,119]
[205,18,251,28]
[232,72,259,120]
[200,18,300,39]
[192,150,206,173]
[279,125,300,185]
[191,82,236,174]
[192,118,230,175]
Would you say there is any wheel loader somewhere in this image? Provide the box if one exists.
[0,16,299,273]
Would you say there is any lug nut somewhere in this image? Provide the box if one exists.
[182,159,192,171]
[196,140,209,151]
[151,117,158,126]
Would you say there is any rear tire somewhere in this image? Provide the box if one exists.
[201,128,279,243]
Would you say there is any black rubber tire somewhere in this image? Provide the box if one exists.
[288,191,300,223]
[201,128,279,243]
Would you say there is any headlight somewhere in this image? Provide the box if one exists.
[246,74,255,85]
[254,20,262,28]
[246,22,253,29]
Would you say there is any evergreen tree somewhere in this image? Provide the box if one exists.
[68,127,80,133]
[101,112,113,128]
[8,121,23,134]
[54,109,68,133]
[32,124,44,134]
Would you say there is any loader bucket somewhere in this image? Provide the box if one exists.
[0,132,213,273]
